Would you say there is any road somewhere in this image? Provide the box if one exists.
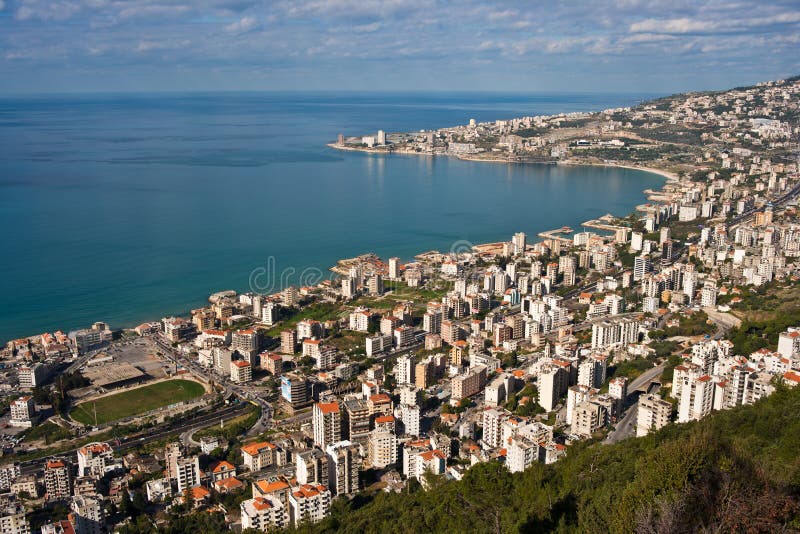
[604,363,665,444]
[727,180,800,230]
[151,335,273,437]
[19,403,249,476]
[703,307,741,340]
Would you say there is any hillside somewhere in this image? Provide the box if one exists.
[290,385,800,533]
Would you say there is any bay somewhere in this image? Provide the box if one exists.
[0,91,664,341]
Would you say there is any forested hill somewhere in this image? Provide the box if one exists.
[291,385,800,533]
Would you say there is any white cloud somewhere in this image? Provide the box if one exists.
[488,9,517,21]
[352,21,381,33]
[620,33,679,44]
[136,41,163,52]
[630,12,800,34]
[630,17,717,33]
[225,15,258,34]
[118,4,191,21]
[15,0,81,21]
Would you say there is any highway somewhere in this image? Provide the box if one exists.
[604,363,665,444]
[151,335,273,437]
[726,180,800,230]
[18,403,249,476]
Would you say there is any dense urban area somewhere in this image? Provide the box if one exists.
[1,75,800,533]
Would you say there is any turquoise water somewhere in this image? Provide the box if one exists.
[0,92,663,341]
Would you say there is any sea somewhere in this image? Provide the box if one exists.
[0,91,665,342]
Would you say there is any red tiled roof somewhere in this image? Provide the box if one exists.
[369,394,391,404]
[242,441,276,456]
[783,371,800,383]
[255,479,289,495]
[215,477,243,490]
[251,496,273,511]
[212,460,235,473]
[316,401,339,414]
[190,486,210,500]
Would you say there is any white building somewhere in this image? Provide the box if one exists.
[241,496,288,531]
[175,456,201,493]
[538,363,570,412]
[313,402,342,450]
[395,355,415,385]
[636,394,672,437]
[77,442,118,477]
[242,441,278,472]
[677,372,715,423]
[146,478,173,503]
[289,484,332,527]
[482,408,507,449]
[9,397,35,428]
[0,499,28,534]
[71,495,105,534]
[326,441,360,496]
[368,430,398,469]
[506,436,538,473]
[230,360,253,383]
[388,257,401,279]
[397,404,421,437]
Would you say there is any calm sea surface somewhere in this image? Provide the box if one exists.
[0,92,664,341]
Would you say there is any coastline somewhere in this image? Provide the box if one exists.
[558,160,680,183]
[7,145,675,344]
[329,141,677,203]
[328,142,679,182]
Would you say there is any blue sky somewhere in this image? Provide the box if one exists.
[1,0,799,94]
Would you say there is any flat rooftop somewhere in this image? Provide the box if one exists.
[82,362,145,387]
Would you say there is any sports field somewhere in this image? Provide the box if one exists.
[70,379,205,425]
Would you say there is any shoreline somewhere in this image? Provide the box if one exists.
[7,146,676,344]
[328,142,679,182]
[558,160,680,183]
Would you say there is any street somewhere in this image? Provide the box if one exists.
[604,363,665,444]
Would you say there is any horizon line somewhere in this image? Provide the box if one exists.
[0,88,668,98]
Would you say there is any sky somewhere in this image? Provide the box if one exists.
[0,0,799,94]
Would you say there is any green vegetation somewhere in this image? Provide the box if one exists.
[70,380,205,425]
[32,372,89,415]
[284,385,800,533]
[608,357,654,380]
[724,280,800,323]
[265,302,342,336]
[727,309,800,355]
[195,404,260,442]
[648,339,681,359]
[660,218,706,241]
[505,384,544,417]
[662,354,685,384]
[515,127,548,138]
[22,421,73,445]
[615,246,636,269]
[9,423,139,464]
[649,310,716,338]
[117,509,229,534]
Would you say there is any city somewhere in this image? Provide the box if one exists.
[0,74,799,532]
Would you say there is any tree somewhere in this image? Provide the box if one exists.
[119,488,134,517]
[505,392,518,412]
[31,387,50,405]
[132,490,147,516]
